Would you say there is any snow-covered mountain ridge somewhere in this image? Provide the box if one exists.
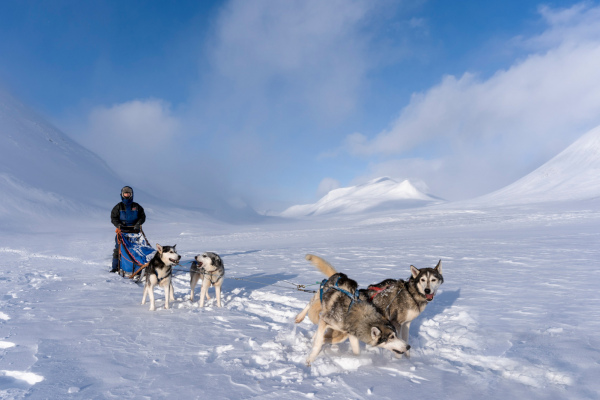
[476,125,600,205]
[280,177,440,217]
[0,90,124,215]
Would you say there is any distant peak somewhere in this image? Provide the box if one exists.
[280,176,440,218]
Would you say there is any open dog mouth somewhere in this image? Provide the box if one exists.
[169,257,179,264]
[426,294,435,301]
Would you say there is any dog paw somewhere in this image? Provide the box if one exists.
[149,306,155,311]
[294,315,304,324]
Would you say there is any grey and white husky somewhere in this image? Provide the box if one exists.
[359,261,444,358]
[141,244,181,311]
[295,254,410,366]
[190,252,225,307]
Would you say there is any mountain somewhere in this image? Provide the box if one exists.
[280,177,440,218]
[476,125,600,205]
[0,90,264,228]
[0,90,130,228]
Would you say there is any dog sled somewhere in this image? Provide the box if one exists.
[115,227,156,279]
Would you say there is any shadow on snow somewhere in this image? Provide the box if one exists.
[411,289,461,336]
[227,272,301,292]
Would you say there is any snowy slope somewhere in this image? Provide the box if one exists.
[475,125,600,205]
[0,91,264,226]
[281,177,440,217]
[0,90,125,217]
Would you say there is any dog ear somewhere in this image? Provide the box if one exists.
[410,265,419,279]
[371,326,382,341]
[173,244,177,250]
[156,244,163,253]
[435,259,442,275]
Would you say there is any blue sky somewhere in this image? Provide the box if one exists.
[2,0,600,212]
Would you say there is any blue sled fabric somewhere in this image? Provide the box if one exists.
[119,233,155,274]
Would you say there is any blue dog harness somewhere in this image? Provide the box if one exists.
[319,276,360,311]
[151,268,172,284]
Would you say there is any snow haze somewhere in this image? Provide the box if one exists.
[0,89,127,231]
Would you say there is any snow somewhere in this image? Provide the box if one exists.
[474,125,600,205]
[0,89,123,213]
[280,177,440,217]
[0,89,260,226]
[1,200,599,399]
[1,95,600,398]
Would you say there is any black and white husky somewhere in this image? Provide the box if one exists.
[141,244,180,311]
[295,254,409,366]
[359,261,444,358]
[190,252,225,307]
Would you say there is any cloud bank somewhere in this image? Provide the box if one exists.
[68,2,600,210]
[344,3,600,200]
[206,0,375,123]
[71,0,391,211]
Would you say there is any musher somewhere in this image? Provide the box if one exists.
[110,186,146,273]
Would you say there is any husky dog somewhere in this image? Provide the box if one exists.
[190,252,225,307]
[359,261,444,358]
[295,254,409,366]
[141,244,180,311]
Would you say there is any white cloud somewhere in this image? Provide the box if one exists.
[86,99,180,153]
[207,0,377,122]
[525,3,600,49]
[75,99,195,200]
[344,3,600,200]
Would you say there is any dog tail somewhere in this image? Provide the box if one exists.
[305,254,337,277]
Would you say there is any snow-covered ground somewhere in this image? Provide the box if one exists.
[1,199,599,399]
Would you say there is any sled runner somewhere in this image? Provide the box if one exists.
[115,227,156,279]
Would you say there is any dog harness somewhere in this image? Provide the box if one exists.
[192,262,224,285]
[368,286,386,301]
[319,276,360,311]
[151,267,172,284]
[364,280,405,317]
